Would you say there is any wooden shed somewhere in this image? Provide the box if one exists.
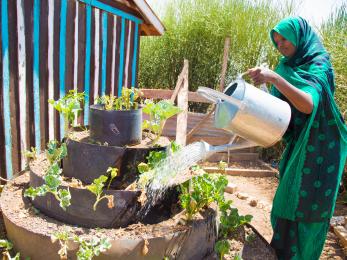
[0,0,164,178]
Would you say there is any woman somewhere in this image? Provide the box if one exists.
[248,17,347,259]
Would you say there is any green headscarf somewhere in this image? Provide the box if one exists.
[270,17,347,222]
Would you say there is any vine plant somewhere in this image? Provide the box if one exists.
[48,90,85,138]
[24,140,71,210]
[51,231,111,260]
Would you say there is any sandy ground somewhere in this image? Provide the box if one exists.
[224,175,346,259]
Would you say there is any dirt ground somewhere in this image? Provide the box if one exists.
[224,175,346,259]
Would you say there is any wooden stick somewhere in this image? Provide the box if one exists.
[187,105,215,142]
[219,37,230,91]
[170,59,189,103]
[176,60,189,146]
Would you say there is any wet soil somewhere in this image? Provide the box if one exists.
[201,160,273,170]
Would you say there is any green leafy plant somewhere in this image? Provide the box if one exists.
[137,142,180,188]
[95,87,141,111]
[51,231,111,260]
[23,147,37,161]
[24,162,71,210]
[86,175,114,211]
[218,160,228,173]
[51,230,70,259]
[46,140,67,166]
[179,173,228,220]
[106,167,118,189]
[0,239,20,260]
[218,200,253,238]
[74,236,111,260]
[142,100,181,144]
[49,90,85,137]
[214,239,230,260]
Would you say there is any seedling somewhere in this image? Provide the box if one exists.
[24,162,71,210]
[142,100,181,144]
[218,160,228,173]
[51,230,70,259]
[218,199,252,238]
[106,167,118,189]
[0,239,20,260]
[46,140,67,166]
[51,231,111,260]
[23,147,37,161]
[86,175,114,211]
[137,142,180,188]
[49,90,85,137]
[95,87,141,111]
[214,239,230,260]
[74,236,111,260]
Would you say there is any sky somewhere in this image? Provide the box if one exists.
[146,0,345,28]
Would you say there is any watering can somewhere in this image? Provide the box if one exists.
[197,76,291,147]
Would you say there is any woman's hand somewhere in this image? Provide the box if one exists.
[247,67,277,85]
[247,67,313,114]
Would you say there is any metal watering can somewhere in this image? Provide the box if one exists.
[197,76,291,147]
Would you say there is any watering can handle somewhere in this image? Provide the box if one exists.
[197,87,244,109]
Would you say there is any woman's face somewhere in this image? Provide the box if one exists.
[273,31,296,57]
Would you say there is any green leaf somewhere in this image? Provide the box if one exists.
[138,162,150,174]
[0,239,13,250]
[57,189,72,210]
[215,239,230,258]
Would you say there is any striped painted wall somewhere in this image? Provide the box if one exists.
[0,0,142,179]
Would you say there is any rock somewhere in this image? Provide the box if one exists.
[249,199,258,207]
[225,183,237,194]
[236,193,249,200]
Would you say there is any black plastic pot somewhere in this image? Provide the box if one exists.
[89,104,142,146]
[63,137,167,187]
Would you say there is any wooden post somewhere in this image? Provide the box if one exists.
[219,37,230,91]
[176,59,189,146]
[170,61,189,103]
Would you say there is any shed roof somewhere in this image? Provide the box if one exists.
[111,0,165,36]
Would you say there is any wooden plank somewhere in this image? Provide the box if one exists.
[203,166,277,178]
[8,0,20,175]
[39,0,49,149]
[17,0,28,169]
[141,88,212,104]
[187,106,215,142]
[175,59,188,146]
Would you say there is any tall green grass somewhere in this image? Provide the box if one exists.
[139,0,282,93]
[321,3,347,114]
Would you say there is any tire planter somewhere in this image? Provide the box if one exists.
[89,104,142,146]
[29,164,141,228]
[1,173,218,260]
[62,137,167,187]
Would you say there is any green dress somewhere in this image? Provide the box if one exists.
[268,17,347,260]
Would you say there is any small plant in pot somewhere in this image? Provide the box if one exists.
[90,88,143,146]
[48,90,85,138]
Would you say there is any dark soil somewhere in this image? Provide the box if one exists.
[0,173,210,240]
[69,129,170,148]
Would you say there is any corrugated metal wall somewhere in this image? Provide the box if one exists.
[0,0,141,178]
